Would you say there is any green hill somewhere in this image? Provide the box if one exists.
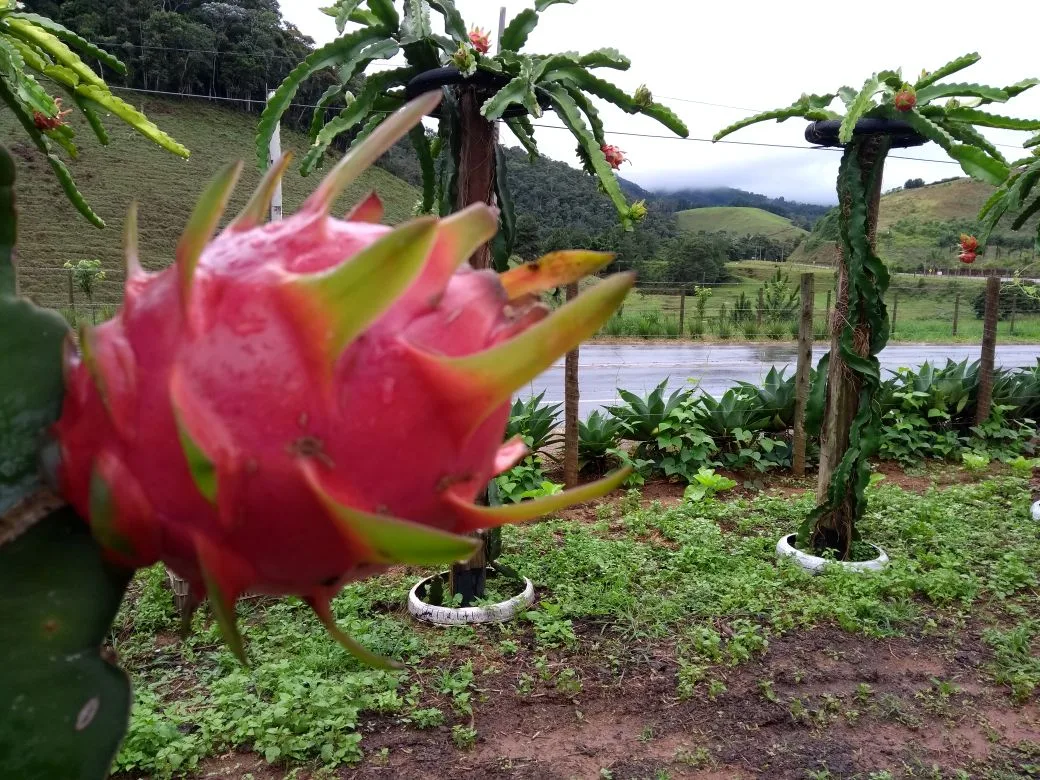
[4,95,418,308]
[790,177,1037,271]
[676,206,808,239]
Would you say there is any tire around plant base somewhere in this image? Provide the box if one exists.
[408,569,535,625]
[405,66,552,119]
[776,533,889,574]
[804,119,927,149]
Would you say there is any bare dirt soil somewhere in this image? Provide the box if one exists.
[145,463,1040,780]
[192,620,1040,779]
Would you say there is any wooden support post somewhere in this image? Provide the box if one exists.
[678,286,686,334]
[792,273,815,478]
[952,292,960,336]
[976,276,1000,425]
[890,291,898,337]
[449,32,505,601]
[825,289,831,333]
[756,287,764,328]
[564,283,580,489]
[266,90,282,222]
[815,137,887,514]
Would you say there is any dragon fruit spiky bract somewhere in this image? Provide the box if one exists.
[53,93,633,667]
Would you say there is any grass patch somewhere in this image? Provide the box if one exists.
[4,96,418,314]
[598,262,1040,344]
[113,475,1040,777]
[676,206,807,240]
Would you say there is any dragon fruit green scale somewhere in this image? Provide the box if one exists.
[53,93,633,666]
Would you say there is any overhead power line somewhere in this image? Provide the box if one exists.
[526,121,962,165]
[107,85,981,165]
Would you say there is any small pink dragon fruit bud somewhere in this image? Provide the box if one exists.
[469,27,491,54]
[33,98,71,131]
[601,144,627,170]
[959,252,977,265]
[452,43,477,77]
[959,234,979,253]
[894,85,917,112]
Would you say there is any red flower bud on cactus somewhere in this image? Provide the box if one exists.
[33,98,71,131]
[894,85,917,112]
[959,234,979,253]
[959,252,977,265]
[468,27,490,54]
[601,144,627,170]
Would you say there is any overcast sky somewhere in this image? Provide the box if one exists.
[279,1,1040,205]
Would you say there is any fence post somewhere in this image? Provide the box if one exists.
[825,289,831,331]
[792,273,815,478]
[890,291,898,337]
[756,287,764,328]
[952,292,960,337]
[976,276,1000,425]
[1010,285,1018,335]
[563,282,580,489]
[678,286,686,334]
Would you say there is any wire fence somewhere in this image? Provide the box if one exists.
[20,265,1040,342]
[597,276,1040,343]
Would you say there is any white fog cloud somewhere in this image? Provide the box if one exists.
[280,0,1040,205]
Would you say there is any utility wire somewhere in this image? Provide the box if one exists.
[526,121,963,165]
[107,85,964,166]
[121,44,1029,151]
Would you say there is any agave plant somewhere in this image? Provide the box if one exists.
[736,366,797,432]
[258,0,688,266]
[578,409,625,473]
[0,3,188,226]
[692,388,772,441]
[992,359,1040,421]
[715,54,1040,556]
[505,390,564,457]
[607,379,692,443]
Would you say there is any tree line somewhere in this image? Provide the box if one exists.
[24,1,328,117]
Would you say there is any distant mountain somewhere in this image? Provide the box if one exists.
[648,187,831,230]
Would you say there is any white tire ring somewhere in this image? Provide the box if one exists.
[408,571,536,625]
[776,533,889,574]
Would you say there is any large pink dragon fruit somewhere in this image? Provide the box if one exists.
[53,94,632,665]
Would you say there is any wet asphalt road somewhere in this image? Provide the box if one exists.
[523,343,1040,417]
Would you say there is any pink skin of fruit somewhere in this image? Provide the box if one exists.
[894,89,917,112]
[959,252,977,264]
[469,27,490,54]
[602,144,627,169]
[52,93,632,664]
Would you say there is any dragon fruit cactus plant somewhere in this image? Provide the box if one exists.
[50,93,632,666]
